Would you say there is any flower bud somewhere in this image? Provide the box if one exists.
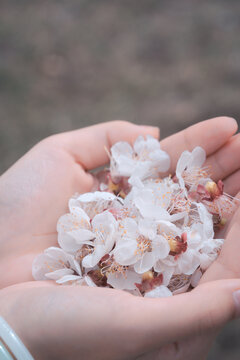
[142,271,154,281]
[205,181,221,198]
[220,217,227,226]
[169,233,188,256]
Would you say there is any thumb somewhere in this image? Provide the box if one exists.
[50,120,160,170]
[129,279,240,355]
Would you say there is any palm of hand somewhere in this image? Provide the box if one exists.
[0,139,96,286]
[0,118,240,360]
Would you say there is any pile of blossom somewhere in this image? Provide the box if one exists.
[32,136,238,298]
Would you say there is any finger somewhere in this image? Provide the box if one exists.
[50,121,159,170]
[160,117,238,174]
[222,169,240,197]
[205,134,240,183]
[131,280,240,356]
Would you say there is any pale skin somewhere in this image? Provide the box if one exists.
[1,118,240,360]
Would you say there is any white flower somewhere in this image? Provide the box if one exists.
[110,135,170,181]
[113,218,170,273]
[32,247,82,282]
[32,140,233,297]
[69,191,116,219]
[176,147,207,193]
[57,206,94,253]
[82,211,118,268]
[155,221,201,276]
[128,178,186,222]
[192,181,238,220]
[199,238,224,271]
[190,203,223,270]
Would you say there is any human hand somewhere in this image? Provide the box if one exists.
[1,117,240,359]
[1,277,240,360]
[0,121,159,287]
[1,117,240,288]
[136,117,240,360]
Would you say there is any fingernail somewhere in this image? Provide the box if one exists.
[233,290,240,317]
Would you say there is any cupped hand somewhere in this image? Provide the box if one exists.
[1,277,240,360]
[1,117,240,287]
[0,121,159,287]
[1,117,240,360]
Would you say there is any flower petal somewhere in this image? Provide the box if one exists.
[107,270,141,290]
[144,285,173,298]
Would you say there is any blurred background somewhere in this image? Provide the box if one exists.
[1,0,240,358]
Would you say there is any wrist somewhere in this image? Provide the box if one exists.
[0,316,34,360]
[0,285,40,360]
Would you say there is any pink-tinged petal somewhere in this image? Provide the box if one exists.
[144,285,173,298]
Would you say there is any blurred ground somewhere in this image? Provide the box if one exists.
[0,0,240,358]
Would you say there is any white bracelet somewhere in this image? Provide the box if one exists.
[0,317,34,360]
